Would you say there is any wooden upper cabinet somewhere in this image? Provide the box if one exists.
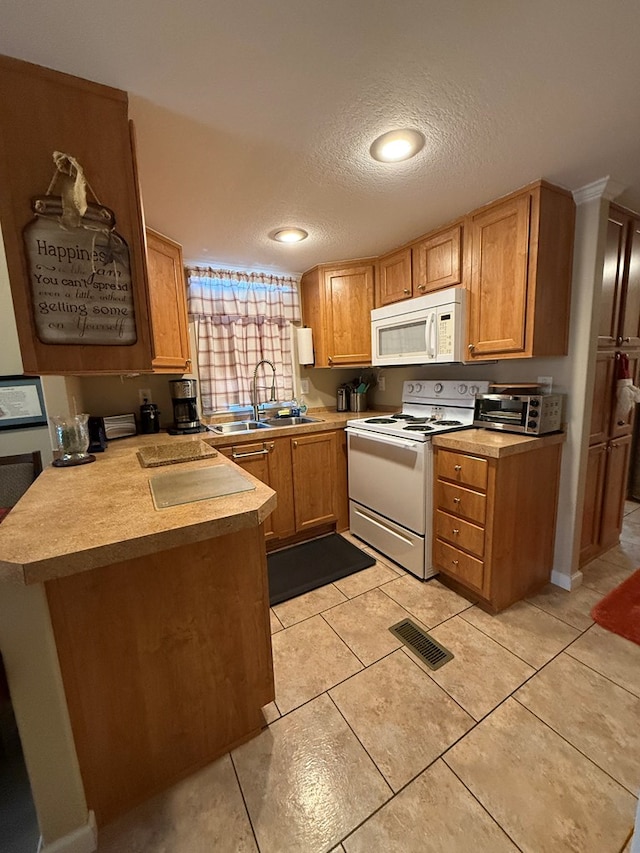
[145,228,191,373]
[375,247,412,307]
[600,204,640,349]
[374,222,463,308]
[466,181,575,361]
[412,222,462,296]
[599,209,628,348]
[0,54,154,374]
[300,261,374,367]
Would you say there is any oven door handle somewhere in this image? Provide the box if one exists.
[346,428,421,450]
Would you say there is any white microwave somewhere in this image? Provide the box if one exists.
[371,287,465,366]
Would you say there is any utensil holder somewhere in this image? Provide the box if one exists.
[350,390,367,412]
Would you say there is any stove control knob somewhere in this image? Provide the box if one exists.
[407,383,414,393]
[457,383,468,394]
[414,383,422,393]
[469,384,479,395]
[434,383,443,393]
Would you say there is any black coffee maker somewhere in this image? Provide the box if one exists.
[140,398,160,434]
[168,379,205,434]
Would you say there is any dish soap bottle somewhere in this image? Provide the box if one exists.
[299,395,308,415]
[291,398,300,417]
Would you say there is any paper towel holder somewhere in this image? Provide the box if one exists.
[297,326,314,365]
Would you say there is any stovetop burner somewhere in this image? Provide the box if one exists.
[391,413,415,419]
[364,417,397,424]
[433,420,462,426]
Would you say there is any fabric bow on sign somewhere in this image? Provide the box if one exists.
[616,352,640,418]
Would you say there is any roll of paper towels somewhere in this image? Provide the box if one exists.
[297,327,314,364]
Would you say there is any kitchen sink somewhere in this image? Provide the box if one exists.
[262,416,323,427]
[208,420,272,434]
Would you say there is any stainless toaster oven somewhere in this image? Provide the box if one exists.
[473,393,564,435]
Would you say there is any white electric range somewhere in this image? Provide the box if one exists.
[346,379,489,579]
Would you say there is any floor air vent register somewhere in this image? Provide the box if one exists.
[389,618,454,670]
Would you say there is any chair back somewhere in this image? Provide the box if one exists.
[0,451,43,508]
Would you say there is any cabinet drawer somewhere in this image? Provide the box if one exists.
[435,510,485,558]
[435,479,486,525]
[434,538,485,592]
[436,450,488,490]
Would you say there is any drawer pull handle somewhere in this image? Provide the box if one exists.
[454,465,462,472]
[452,529,460,535]
[453,497,461,504]
[452,559,459,566]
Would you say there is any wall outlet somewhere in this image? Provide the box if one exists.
[537,376,553,394]
[138,388,152,405]
[300,378,310,394]
[377,375,386,391]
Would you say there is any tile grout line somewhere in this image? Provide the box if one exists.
[228,752,262,853]
[511,694,640,799]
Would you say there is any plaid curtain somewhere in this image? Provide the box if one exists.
[187,267,301,414]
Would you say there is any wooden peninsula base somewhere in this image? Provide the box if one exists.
[45,525,274,827]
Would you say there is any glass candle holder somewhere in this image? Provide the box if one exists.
[52,413,92,464]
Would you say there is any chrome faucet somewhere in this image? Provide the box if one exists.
[251,359,277,421]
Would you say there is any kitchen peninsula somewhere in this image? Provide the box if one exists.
[0,434,277,843]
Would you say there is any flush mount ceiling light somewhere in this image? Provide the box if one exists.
[271,227,308,244]
[369,128,425,163]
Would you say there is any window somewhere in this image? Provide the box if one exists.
[187,267,301,414]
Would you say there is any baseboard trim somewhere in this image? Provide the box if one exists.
[37,812,97,853]
[551,568,583,591]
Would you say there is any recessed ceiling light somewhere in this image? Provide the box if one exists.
[369,128,425,163]
[271,227,308,243]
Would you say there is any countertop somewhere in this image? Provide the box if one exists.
[432,428,566,458]
[0,432,278,586]
[0,409,379,586]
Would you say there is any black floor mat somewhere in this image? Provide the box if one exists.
[267,533,376,606]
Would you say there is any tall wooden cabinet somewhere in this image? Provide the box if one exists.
[300,262,374,366]
[466,181,575,361]
[580,203,640,565]
[0,54,154,374]
[145,228,191,373]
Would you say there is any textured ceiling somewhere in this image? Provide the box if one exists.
[2,0,640,274]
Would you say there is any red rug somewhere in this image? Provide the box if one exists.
[591,569,640,646]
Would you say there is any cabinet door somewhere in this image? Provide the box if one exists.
[146,229,191,373]
[375,248,412,307]
[589,351,615,444]
[611,351,640,438]
[412,223,462,295]
[598,210,628,348]
[0,55,154,374]
[600,434,632,551]
[323,265,374,366]
[291,432,337,531]
[619,217,640,348]
[467,193,531,358]
[579,443,608,566]
[219,439,295,541]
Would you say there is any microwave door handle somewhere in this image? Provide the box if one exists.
[429,312,436,359]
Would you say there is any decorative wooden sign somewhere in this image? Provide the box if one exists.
[23,196,137,346]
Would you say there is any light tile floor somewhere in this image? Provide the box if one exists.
[97,503,640,852]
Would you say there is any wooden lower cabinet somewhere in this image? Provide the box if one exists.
[433,443,563,612]
[46,527,273,826]
[580,435,632,563]
[219,429,348,547]
[579,347,638,567]
[219,439,295,541]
